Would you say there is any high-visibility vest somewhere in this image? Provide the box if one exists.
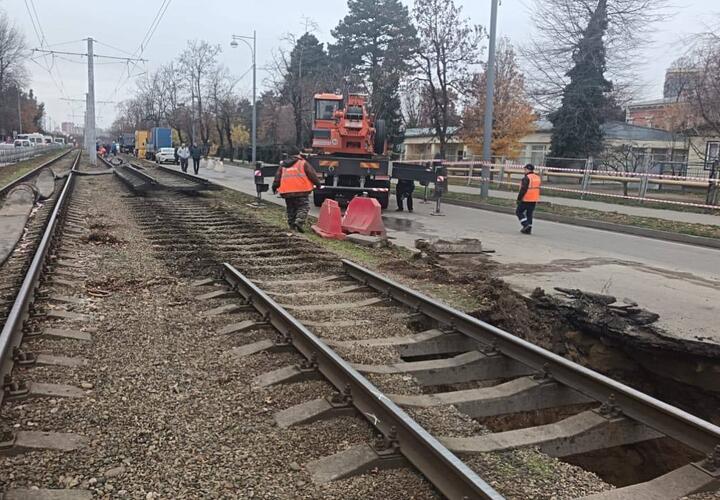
[278,159,315,194]
[522,173,541,202]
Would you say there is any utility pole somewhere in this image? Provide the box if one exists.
[31,44,146,162]
[16,86,22,135]
[87,38,96,164]
[481,0,499,200]
[231,31,257,164]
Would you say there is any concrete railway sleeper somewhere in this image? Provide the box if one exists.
[0,151,96,482]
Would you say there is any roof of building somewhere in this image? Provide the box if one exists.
[602,121,680,142]
[626,97,678,109]
[404,120,679,143]
[404,126,460,138]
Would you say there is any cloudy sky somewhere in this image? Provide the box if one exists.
[4,0,716,130]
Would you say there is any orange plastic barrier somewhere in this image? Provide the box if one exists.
[342,197,386,236]
[311,198,346,240]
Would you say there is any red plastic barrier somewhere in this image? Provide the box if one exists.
[311,199,346,240]
[342,197,386,236]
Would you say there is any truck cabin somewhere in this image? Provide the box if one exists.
[314,94,343,123]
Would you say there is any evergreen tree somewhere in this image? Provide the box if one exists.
[281,33,331,148]
[549,0,612,159]
[331,0,418,145]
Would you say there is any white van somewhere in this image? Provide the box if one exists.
[54,137,65,145]
[44,135,54,144]
[14,139,31,147]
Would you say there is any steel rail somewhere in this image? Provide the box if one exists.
[222,262,503,500]
[155,164,219,189]
[341,259,720,455]
[0,148,73,197]
[0,150,82,407]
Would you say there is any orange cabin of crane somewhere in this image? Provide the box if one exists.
[311,93,385,156]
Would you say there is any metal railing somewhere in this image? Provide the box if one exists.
[0,144,65,165]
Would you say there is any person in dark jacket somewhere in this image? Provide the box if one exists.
[272,155,321,232]
[516,164,542,235]
[395,179,415,212]
[190,143,202,174]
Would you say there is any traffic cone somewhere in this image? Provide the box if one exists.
[342,197,386,236]
[311,199,346,240]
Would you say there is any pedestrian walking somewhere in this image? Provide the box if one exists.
[516,163,541,235]
[272,155,320,232]
[190,143,202,174]
[395,179,415,212]
[178,143,190,173]
[111,142,118,156]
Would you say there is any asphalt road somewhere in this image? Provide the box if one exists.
[184,162,720,345]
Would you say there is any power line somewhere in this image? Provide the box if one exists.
[106,0,172,102]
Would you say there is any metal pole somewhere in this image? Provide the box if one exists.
[480,0,499,200]
[87,37,97,165]
[17,87,22,135]
[252,30,257,165]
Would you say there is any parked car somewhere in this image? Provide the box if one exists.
[156,147,176,164]
[14,139,31,147]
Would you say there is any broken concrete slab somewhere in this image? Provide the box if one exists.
[45,310,90,322]
[416,238,484,255]
[346,233,387,248]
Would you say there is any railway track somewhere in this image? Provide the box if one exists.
[0,148,74,198]
[1,155,718,498]
[120,171,720,498]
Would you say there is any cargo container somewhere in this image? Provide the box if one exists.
[135,130,148,159]
[119,133,135,153]
[145,127,172,161]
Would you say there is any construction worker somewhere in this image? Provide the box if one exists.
[395,179,415,212]
[272,155,321,232]
[516,163,541,235]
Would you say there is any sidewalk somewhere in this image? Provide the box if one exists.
[208,158,720,226]
[451,184,720,226]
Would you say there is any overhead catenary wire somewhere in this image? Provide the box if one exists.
[106,0,173,102]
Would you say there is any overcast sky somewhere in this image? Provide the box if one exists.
[5,0,717,130]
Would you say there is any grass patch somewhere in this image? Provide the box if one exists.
[0,149,68,188]
[443,191,720,240]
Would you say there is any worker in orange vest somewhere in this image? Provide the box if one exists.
[272,155,321,232]
[516,163,541,235]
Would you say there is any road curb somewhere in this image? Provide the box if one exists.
[442,198,720,251]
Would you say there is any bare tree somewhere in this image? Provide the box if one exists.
[179,40,222,149]
[159,62,188,143]
[0,11,27,94]
[523,0,669,111]
[411,0,484,158]
[599,143,646,195]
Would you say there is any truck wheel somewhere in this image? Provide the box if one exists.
[374,119,387,155]
[375,191,390,210]
[313,191,326,207]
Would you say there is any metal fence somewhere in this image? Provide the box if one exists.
[0,144,64,166]
[441,159,720,210]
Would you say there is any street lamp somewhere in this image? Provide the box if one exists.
[230,31,257,165]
